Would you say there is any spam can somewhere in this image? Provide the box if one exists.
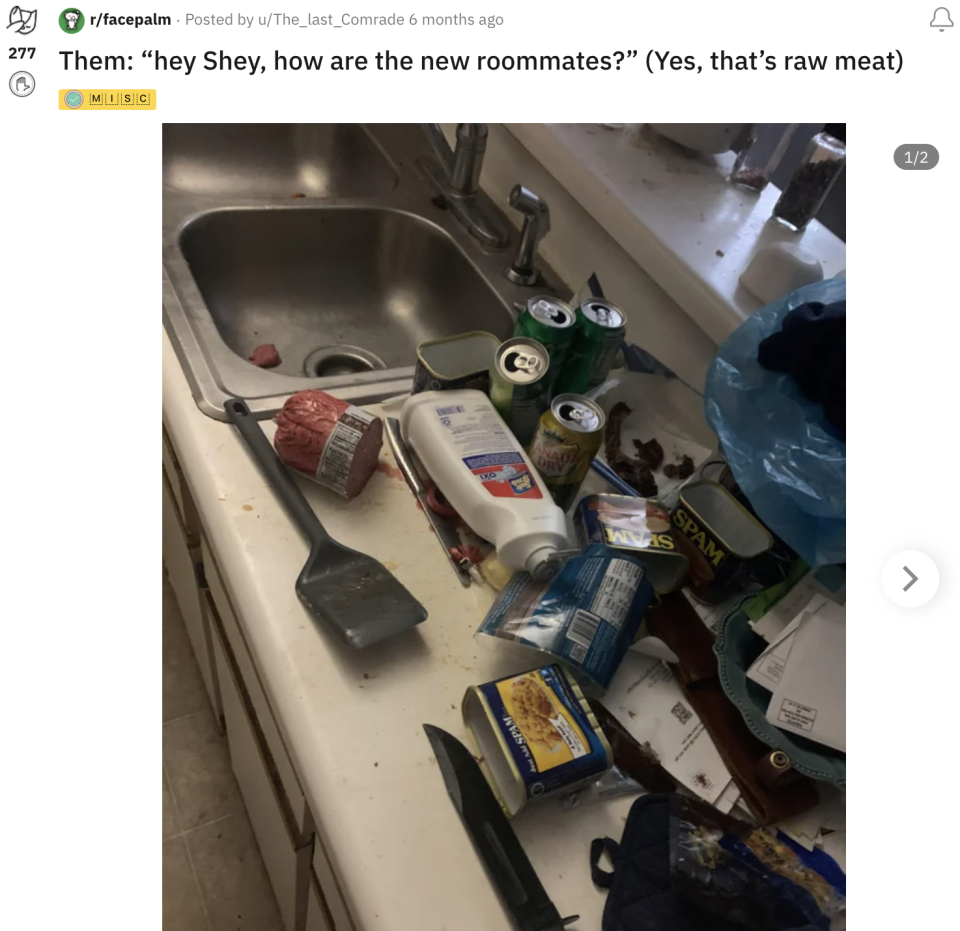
[575,495,690,594]
[463,664,612,818]
[671,480,774,604]
[411,331,501,394]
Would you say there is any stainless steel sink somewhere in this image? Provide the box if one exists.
[162,124,398,198]
[180,207,515,379]
[163,124,569,420]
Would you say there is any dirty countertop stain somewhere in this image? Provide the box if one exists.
[376,460,403,481]
[242,504,254,511]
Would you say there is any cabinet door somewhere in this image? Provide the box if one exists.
[202,537,311,842]
[162,426,200,544]
[305,871,334,931]
[212,609,310,931]
[163,473,219,719]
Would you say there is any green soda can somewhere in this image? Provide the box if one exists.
[556,298,627,394]
[490,337,551,447]
[514,296,578,391]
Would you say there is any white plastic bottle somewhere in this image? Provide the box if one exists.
[400,390,572,580]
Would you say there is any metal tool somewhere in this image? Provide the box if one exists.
[424,724,578,931]
[225,399,427,648]
[384,418,472,587]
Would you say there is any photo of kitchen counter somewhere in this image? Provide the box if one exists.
[163,123,846,931]
[163,329,635,930]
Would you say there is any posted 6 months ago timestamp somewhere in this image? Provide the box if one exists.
[185,13,505,28]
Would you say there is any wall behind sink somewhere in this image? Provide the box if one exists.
[439,124,720,393]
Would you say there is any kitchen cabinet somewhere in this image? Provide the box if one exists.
[211,599,312,931]
[310,835,354,931]
[305,874,334,931]
[202,537,312,841]
[162,468,220,722]
[163,426,201,544]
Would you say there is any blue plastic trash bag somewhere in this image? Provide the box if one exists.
[704,278,845,567]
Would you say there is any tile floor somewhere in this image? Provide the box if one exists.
[163,570,283,931]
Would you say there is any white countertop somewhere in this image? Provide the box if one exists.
[504,124,847,345]
[162,330,636,931]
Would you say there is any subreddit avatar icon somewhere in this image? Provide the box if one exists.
[59,8,84,33]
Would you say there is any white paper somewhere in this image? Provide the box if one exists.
[766,603,846,752]
[683,590,742,631]
[751,590,829,644]
[746,609,806,691]
[713,779,742,815]
[604,651,733,806]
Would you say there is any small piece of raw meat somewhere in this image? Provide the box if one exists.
[248,344,281,368]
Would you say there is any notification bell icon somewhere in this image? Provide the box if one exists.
[930,7,954,29]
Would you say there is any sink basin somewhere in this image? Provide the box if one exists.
[179,207,516,378]
[162,124,398,198]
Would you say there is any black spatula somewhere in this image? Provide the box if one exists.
[225,399,427,648]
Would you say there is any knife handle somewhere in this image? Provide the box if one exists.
[385,418,427,496]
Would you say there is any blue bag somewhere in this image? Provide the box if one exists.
[704,279,845,567]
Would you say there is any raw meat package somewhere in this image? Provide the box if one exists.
[273,390,383,499]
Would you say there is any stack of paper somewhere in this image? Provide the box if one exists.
[604,651,741,812]
[746,596,846,753]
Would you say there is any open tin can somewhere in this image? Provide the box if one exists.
[411,331,501,394]
[463,664,612,818]
[672,480,773,604]
[574,494,689,594]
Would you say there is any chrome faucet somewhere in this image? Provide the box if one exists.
[505,185,551,286]
[420,124,509,247]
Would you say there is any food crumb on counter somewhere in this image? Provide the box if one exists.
[242,504,253,511]
[292,192,305,198]
[374,762,379,767]
[716,249,725,258]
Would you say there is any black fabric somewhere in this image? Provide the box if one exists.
[822,124,845,144]
[590,795,741,931]
[590,795,826,931]
[757,300,846,439]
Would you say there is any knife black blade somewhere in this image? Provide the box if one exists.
[424,724,578,931]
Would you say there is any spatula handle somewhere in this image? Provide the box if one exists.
[225,398,331,548]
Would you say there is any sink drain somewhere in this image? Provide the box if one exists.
[303,345,388,378]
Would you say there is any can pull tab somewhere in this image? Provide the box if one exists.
[504,350,543,376]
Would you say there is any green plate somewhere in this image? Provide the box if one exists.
[714,604,846,788]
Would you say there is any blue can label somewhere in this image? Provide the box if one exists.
[478,543,655,691]
[477,665,609,800]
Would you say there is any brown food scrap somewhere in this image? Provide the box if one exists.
[715,249,725,258]
[664,455,696,481]
[291,192,306,198]
[604,403,660,498]
[632,437,664,470]
[248,343,281,368]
